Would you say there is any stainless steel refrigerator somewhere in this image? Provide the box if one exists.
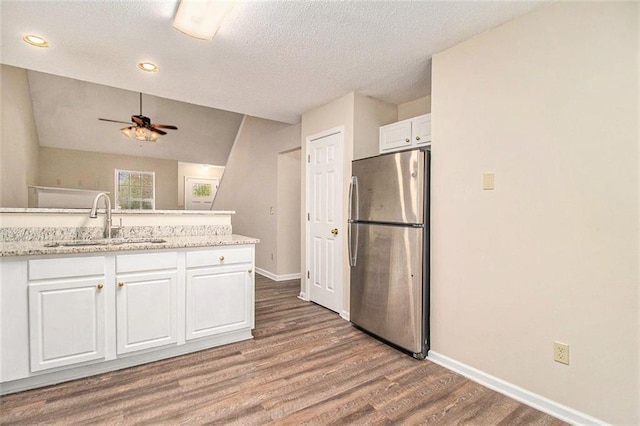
[348,148,430,359]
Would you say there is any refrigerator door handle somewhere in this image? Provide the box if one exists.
[348,176,359,267]
[348,222,359,267]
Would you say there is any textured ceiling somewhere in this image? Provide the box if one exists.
[1,1,548,124]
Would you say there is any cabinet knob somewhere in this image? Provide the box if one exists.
[97,283,104,290]
[405,138,410,143]
[219,255,225,261]
[415,136,421,141]
[248,269,253,274]
[118,282,125,288]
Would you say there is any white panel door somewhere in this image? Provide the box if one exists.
[116,271,178,354]
[307,129,344,313]
[185,264,254,340]
[28,278,106,372]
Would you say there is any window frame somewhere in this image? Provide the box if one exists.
[114,169,156,210]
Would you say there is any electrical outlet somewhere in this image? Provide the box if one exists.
[553,341,569,365]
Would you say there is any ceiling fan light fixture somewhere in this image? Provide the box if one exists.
[135,127,147,140]
[173,0,235,40]
[23,34,49,48]
[121,127,132,137]
[137,62,158,72]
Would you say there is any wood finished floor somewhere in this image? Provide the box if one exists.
[1,275,566,425]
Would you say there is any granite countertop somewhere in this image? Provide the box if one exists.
[0,208,236,215]
[0,234,259,257]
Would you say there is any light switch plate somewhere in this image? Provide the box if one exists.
[483,173,495,190]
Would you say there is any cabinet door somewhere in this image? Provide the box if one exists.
[186,264,254,341]
[116,271,178,354]
[379,120,413,153]
[28,278,106,372]
[412,114,432,146]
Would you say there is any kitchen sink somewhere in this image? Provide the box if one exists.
[44,238,166,247]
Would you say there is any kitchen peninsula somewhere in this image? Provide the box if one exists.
[0,208,259,394]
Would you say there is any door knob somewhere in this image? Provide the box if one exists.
[331,228,339,235]
[118,282,125,288]
[97,283,104,290]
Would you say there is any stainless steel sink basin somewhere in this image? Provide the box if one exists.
[44,238,166,247]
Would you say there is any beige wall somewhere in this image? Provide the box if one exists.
[38,147,179,210]
[214,116,301,276]
[431,2,638,424]
[276,149,302,276]
[397,95,431,121]
[1,65,39,207]
[353,93,397,160]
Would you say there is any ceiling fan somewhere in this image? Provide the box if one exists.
[98,92,178,141]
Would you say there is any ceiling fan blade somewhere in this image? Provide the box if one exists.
[151,124,178,130]
[149,127,167,135]
[99,118,131,124]
[131,116,145,126]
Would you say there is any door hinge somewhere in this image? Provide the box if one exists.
[307,270,310,279]
[307,154,310,163]
[307,213,310,221]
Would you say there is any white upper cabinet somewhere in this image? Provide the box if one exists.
[380,113,431,153]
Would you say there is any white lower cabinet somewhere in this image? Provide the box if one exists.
[186,246,255,341]
[116,271,178,354]
[28,277,106,372]
[116,252,178,354]
[27,256,107,372]
[1,244,255,393]
[186,265,253,340]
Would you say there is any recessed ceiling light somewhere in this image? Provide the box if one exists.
[137,62,158,72]
[23,34,49,48]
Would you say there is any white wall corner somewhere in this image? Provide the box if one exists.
[427,351,608,426]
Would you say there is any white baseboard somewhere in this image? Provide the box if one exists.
[427,351,607,426]
[255,268,301,282]
[340,310,350,321]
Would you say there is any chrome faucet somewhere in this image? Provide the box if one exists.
[89,192,113,239]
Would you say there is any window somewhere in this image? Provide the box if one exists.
[114,169,155,210]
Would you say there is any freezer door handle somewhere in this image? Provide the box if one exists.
[348,176,358,221]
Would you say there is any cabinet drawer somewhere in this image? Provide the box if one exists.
[29,256,106,280]
[186,246,253,268]
[117,252,178,273]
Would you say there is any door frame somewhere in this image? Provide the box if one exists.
[303,126,345,317]
[184,176,219,210]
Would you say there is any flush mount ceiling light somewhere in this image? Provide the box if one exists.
[173,0,235,40]
[137,62,158,72]
[23,34,49,48]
